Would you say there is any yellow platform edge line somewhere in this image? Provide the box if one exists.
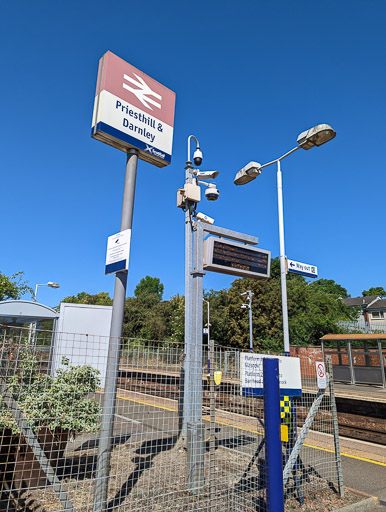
[114,392,386,467]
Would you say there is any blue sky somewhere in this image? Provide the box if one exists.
[1,0,385,306]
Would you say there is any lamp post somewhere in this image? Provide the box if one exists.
[34,281,60,302]
[30,281,60,344]
[241,290,254,352]
[234,124,336,355]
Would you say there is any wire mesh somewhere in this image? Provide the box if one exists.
[0,324,342,511]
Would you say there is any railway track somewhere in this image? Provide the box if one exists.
[118,372,386,446]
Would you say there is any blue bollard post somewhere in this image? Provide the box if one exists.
[263,357,284,512]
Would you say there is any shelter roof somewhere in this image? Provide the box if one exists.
[320,333,386,340]
[0,300,59,323]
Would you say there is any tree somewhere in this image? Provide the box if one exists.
[362,287,386,297]
[122,294,172,340]
[0,271,33,301]
[169,294,185,343]
[206,270,357,350]
[134,276,164,301]
[309,279,350,298]
[61,291,112,306]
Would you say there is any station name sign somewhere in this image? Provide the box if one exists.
[91,51,176,167]
[203,237,271,279]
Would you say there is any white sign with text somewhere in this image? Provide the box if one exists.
[240,353,302,396]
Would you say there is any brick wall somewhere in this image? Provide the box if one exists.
[289,346,323,376]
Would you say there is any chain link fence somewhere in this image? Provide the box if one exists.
[0,324,342,511]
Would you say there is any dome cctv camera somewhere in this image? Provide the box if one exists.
[205,186,219,201]
[193,147,203,166]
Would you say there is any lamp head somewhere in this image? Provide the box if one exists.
[297,124,336,150]
[234,161,262,186]
[47,282,60,288]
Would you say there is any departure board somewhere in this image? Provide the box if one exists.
[203,237,271,279]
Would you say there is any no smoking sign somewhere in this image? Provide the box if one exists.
[315,362,327,389]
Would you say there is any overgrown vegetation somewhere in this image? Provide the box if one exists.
[0,348,101,435]
[59,260,360,351]
[2,265,379,351]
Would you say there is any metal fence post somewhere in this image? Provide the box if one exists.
[347,341,356,384]
[326,356,344,497]
[378,340,386,388]
[263,357,284,512]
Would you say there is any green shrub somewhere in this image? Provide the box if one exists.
[0,350,101,435]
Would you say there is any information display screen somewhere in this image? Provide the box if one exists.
[203,237,271,279]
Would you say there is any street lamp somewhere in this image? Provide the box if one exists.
[234,124,336,355]
[34,281,60,301]
[241,290,254,352]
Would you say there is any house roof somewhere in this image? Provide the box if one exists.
[367,298,386,310]
[341,296,379,307]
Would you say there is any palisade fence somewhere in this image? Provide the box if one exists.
[0,324,343,511]
[337,320,386,334]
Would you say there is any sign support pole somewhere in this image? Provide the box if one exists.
[93,148,139,512]
[277,160,290,356]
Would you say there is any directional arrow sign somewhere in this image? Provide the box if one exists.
[286,258,318,278]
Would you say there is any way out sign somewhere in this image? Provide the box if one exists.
[240,353,302,397]
[286,258,318,278]
[91,51,176,167]
[105,229,131,275]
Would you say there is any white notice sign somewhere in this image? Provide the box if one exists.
[105,229,131,275]
[315,361,327,389]
[240,353,302,396]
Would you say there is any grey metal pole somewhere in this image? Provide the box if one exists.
[347,341,355,385]
[182,161,194,439]
[277,160,290,356]
[93,148,138,512]
[187,220,205,491]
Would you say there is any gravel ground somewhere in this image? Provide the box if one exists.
[10,436,363,512]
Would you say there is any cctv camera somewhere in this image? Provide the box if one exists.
[196,212,215,224]
[193,147,203,166]
[205,186,219,201]
[195,170,219,180]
